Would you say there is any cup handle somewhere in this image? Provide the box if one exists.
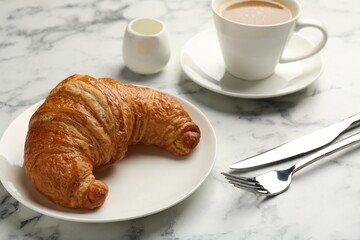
[280,19,328,63]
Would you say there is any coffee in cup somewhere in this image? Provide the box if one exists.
[212,0,328,80]
[219,0,295,25]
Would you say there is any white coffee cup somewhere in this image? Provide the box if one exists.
[212,0,328,80]
[123,18,171,75]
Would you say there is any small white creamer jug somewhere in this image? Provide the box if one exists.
[123,18,171,75]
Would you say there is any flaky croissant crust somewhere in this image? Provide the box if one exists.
[24,74,201,209]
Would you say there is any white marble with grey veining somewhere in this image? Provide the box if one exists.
[2,0,360,239]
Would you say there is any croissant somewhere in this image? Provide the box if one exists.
[24,74,201,209]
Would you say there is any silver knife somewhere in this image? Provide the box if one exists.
[230,112,360,170]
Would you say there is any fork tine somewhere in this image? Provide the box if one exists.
[228,180,264,189]
[233,183,270,195]
[222,172,259,186]
[232,183,262,194]
[222,172,253,181]
[222,172,270,194]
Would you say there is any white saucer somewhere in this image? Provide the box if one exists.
[180,29,324,99]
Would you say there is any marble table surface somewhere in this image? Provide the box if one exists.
[2,0,360,239]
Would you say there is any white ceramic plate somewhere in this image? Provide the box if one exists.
[181,29,324,99]
[0,95,216,223]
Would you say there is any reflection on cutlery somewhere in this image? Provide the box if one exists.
[223,131,360,196]
[230,112,360,170]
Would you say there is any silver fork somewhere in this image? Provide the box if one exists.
[222,131,360,196]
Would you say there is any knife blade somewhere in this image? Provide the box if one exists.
[230,112,360,170]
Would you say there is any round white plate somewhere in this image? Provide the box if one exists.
[0,95,216,223]
[180,29,324,99]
